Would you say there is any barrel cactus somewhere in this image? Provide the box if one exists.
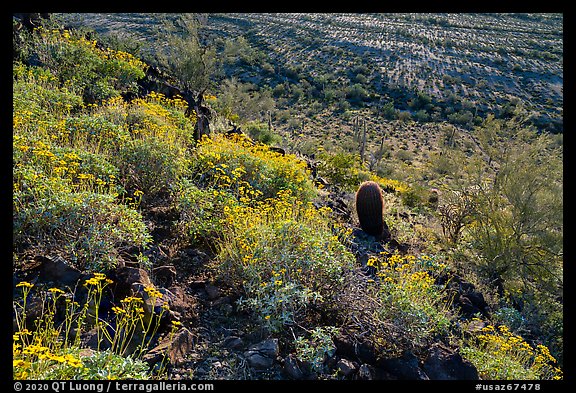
[355,181,389,240]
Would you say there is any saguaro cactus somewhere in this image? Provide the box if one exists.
[355,181,389,240]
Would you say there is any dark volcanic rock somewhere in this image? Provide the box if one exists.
[423,343,479,380]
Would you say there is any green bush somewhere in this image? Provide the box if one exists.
[244,121,282,145]
[175,180,236,247]
[13,62,84,120]
[449,115,563,363]
[26,26,146,103]
[13,187,151,271]
[218,189,355,333]
[316,149,360,190]
[64,114,130,152]
[114,137,188,199]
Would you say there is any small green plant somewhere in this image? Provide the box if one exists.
[244,121,282,145]
[294,326,338,373]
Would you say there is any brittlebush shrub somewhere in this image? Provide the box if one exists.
[13,122,150,272]
[218,189,355,333]
[175,180,237,247]
[26,26,147,102]
[113,137,188,199]
[360,252,452,351]
[461,322,562,380]
[182,134,354,331]
[13,183,150,271]
[191,133,316,202]
[12,63,167,272]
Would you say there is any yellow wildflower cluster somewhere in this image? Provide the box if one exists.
[14,281,85,379]
[13,61,58,87]
[202,133,354,331]
[101,47,148,71]
[13,339,84,379]
[15,281,34,289]
[34,26,147,74]
[128,93,193,145]
[368,252,440,295]
[368,173,411,194]
[145,91,189,110]
[194,133,314,204]
[14,274,172,379]
[13,109,36,131]
[14,130,117,196]
[84,272,113,287]
[468,323,563,380]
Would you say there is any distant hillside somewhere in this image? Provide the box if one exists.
[56,12,563,134]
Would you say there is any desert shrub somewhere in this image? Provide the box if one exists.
[345,83,369,104]
[437,188,476,244]
[13,41,195,272]
[244,120,282,145]
[152,14,216,97]
[175,180,237,247]
[217,189,355,333]
[13,187,150,271]
[113,137,188,199]
[186,134,353,332]
[191,133,316,202]
[428,150,461,175]
[13,132,150,272]
[363,252,452,349]
[440,115,563,364]
[26,25,147,102]
[395,148,413,163]
[461,322,562,380]
[13,62,84,119]
[64,113,130,153]
[316,149,360,190]
[126,92,194,146]
[448,110,473,127]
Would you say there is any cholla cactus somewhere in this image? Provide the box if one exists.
[355,181,389,240]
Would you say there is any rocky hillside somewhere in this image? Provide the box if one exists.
[12,13,563,383]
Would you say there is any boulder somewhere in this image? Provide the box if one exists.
[283,354,304,379]
[244,338,279,370]
[143,327,195,366]
[152,265,177,288]
[357,363,374,380]
[379,351,429,380]
[31,255,82,288]
[422,343,479,380]
[337,358,358,377]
